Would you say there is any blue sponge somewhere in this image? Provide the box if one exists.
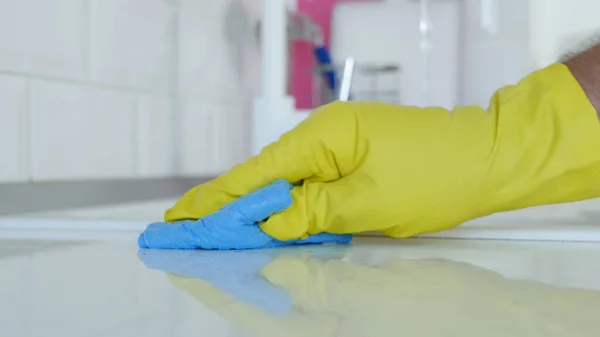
[137,180,353,250]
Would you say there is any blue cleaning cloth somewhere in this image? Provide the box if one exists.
[137,180,353,250]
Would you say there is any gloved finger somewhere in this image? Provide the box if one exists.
[217,179,293,223]
[138,219,351,250]
[185,179,350,249]
[139,181,291,250]
[138,180,352,249]
[260,177,381,241]
[165,102,360,222]
[286,232,353,246]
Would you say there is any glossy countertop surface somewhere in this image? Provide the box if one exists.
[1,231,599,337]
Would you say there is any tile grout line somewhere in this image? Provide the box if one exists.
[0,70,241,107]
[83,0,92,81]
[22,80,32,182]
[133,96,143,177]
[169,6,182,175]
[210,111,219,174]
[0,70,170,97]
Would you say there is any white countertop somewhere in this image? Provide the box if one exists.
[1,235,599,337]
[1,199,600,336]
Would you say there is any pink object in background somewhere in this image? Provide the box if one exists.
[293,0,382,109]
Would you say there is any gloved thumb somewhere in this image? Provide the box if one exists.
[260,177,375,240]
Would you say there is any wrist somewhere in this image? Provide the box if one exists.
[563,44,600,118]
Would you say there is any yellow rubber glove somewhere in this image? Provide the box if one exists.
[166,63,600,240]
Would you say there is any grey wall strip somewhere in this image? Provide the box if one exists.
[0,177,210,215]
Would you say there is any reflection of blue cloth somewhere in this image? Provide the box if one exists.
[138,180,353,250]
[139,249,292,316]
[138,244,350,316]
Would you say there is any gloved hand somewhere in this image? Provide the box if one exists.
[138,180,352,250]
[166,64,600,240]
[147,248,600,337]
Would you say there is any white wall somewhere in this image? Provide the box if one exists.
[530,0,600,68]
[332,0,460,109]
[4,0,599,184]
[332,0,532,108]
[0,0,253,183]
[461,0,532,107]
[333,0,600,108]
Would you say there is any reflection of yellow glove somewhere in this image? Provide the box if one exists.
[167,275,337,337]
[259,257,600,337]
[168,255,600,337]
[166,64,600,240]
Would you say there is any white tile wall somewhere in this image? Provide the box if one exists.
[463,0,530,41]
[214,105,246,170]
[178,2,243,104]
[89,0,174,92]
[0,0,540,183]
[530,0,600,68]
[29,81,137,180]
[0,76,27,182]
[461,0,532,107]
[179,102,246,176]
[462,39,531,107]
[0,0,86,79]
[179,102,217,176]
[0,0,253,182]
[136,96,175,177]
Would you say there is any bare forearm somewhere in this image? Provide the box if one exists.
[563,42,600,118]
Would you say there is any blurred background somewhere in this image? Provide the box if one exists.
[0,0,599,215]
[3,3,600,335]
